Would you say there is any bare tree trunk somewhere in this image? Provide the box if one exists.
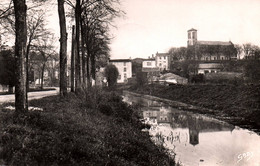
[80,21,86,88]
[25,38,32,108]
[91,54,95,86]
[86,54,91,87]
[41,62,45,89]
[75,0,81,92]
[58,0,67,97]
[71,25,75,92]
[13,0,28,113]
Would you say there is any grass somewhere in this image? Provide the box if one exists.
[0,88,175,166]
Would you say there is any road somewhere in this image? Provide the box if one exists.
[0,88,59,104]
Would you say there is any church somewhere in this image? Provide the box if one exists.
[187,28,237,61]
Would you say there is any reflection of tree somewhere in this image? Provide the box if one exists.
[187,116,200,146]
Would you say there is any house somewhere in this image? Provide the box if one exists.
[109,59,132,83]
[142,58,156,68]
[197,63,223,74]
[142,58,160,82]
[187,28,237,61]
[155,52,170,71]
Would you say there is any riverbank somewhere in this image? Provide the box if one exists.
[0,89,175,165]
[126,84,260,134]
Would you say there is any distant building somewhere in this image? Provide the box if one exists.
[142,58,156,68]
[197,63,223,74]
[155,52,170,71]
[187,28,237,61]
[109,59,132,83]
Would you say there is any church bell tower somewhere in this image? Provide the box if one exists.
[187,28,197,46]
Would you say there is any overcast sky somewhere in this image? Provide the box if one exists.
[2,0,260,60]
[109,0,260,59]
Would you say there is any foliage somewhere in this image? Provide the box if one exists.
[136,71,148,87]
[104,64,119,88]
[170,60,198,78]
[0,48,15,87]
[0,90,175,165]
[243,60,260,82]
[168,47,187,61]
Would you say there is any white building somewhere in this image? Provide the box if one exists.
[155,52,170,71]
[109,59,132,83]
[142,58,156,68]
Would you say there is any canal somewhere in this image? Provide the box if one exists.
[123,91,260,166]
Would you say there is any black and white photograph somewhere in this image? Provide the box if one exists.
[0,0,260,165]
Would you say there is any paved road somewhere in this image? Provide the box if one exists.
[0,88,59,104]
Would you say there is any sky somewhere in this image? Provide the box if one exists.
[1,0,260,60]
[109,0,260,59]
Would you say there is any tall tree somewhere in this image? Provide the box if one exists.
[58,0,68,97]
[70,25,75,92]
[13,0,28,112]
[74,0,81,92]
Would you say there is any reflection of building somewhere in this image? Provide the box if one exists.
[109,59,132,83]
[169,111,235,146]
[157,107,172,123]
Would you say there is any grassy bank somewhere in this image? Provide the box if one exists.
[0,89,175,165]
[127,84,260,133]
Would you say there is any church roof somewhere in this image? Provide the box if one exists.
[197,41,232,46]
[188,28,197,32]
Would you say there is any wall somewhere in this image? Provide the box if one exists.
[111,61,132,83]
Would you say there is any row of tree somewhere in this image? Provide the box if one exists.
[0,0,122,113]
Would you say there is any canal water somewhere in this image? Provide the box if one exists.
[123,91,260,166]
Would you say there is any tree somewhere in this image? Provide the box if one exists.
[58,0,68,97]
[0,48,15,93]
[104,64,119,88]
[235,44,243,60]
[168,47,187,61]
[30,34,58,89]
[13,0,28,112]
[65,0,122,90]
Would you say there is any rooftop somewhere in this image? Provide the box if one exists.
[109,59,131,62]
[156,53,169,56]
[188,28,197,32]
[198,63,223,69]
[197,41,232,46]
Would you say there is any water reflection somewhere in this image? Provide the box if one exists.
[123,92,260,166]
